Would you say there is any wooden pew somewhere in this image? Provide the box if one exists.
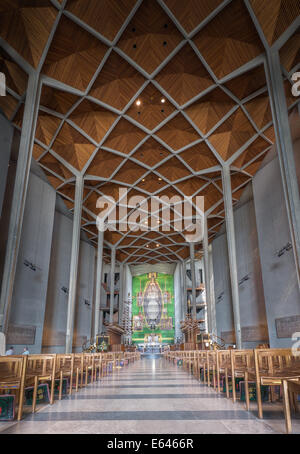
[26,354,57,412]
[282,378,300,433]
[0,355,27,420]
[254,348,300,419]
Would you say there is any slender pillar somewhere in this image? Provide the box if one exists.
[265,51,300,289]
[208,243,217,336]
[222,164,242,349]
[0,73,40,333]
[203,215,211,333]
[189,243,197,319]
[94,230,104,341]
[65,175,84,353]
[118,262,124,326]
[181,261,187,320]
[109,246,116,324]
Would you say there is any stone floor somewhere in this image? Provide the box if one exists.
[1,355,300,434]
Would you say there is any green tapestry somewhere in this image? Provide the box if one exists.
[132,272,175,344]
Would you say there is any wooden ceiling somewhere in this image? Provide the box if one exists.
[0,0,299,265]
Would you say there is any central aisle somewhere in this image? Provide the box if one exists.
[0,356,290,434]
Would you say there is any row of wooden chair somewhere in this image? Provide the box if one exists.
[165,348,300,433]
[0,351,140,421]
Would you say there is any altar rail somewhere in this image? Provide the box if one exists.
[164,348,300,434]
[0,351,140,421]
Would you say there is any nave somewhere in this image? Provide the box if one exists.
[1,356,299,435]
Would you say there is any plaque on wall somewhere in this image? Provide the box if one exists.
[275,315,300,338]
[221,330,236,344]
[241,325,269,342]
[7,324,36,345]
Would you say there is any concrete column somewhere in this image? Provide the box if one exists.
[203,215,211,333]
[265,51,300,289]
[181,261,186,320]
[0,72,40,333]
[109,246,116,324]
[94,230,104,340]
[118,262,124,326]
[222,164,242,349]
[208,243,217,335]
[189,243,197,319]
[65,176,84,353]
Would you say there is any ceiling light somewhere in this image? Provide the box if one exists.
[158,177,162,181]
[136,99,141,106]
[156,244,159,247]
[161,98,166,103]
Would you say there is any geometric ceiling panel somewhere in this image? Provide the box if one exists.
[208,108,257,161]
[130,137,171,167]
[35,111,61,146]
[244,92,272,129]
[185,87,236,134]
[126,83,175,130]
[0,93,18,120]
[179,142,220,171]
[0,1,57,68]
[90,51,145,111]
[175,176,207,197]
[52,123,96,171]
[243,153,267,176]
[280,27,300,72]
[65,0,136,42]
[193,0,264,79]
[40,85,79,115]
[196,182,222,211]
[39,152,73,180]
[163,0,224,34]
[229,172,252,191]
[69,99,118,143]
[103,118,146,155]
[32,143,45,161]
[249,0,300,46]
[43,16,108,91]
[44,170,64,190]
[117,0,183,74]
[232,136,271,169]
[0,48,28,96]
[113,161,147,185]
[156,156,190,182]
[85,149,124,179]
[155,113,200,150]
[136,172,168,194]
[224,64,266,100]
[155,43,214,105]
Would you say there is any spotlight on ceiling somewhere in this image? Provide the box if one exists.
[161,98,166,103]
[136,99,141,106]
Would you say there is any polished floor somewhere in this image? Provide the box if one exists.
[1,356,300,434]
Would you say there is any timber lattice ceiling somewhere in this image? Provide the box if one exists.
[0,0,300,265]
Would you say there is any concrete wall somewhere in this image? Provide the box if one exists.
[253,153,300,347]
[212,233,234,343]
[233,196,268,348]
[8,173,56,354]
[73,241,95,351]
[42,211,73,353]
[42,211,96,353]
